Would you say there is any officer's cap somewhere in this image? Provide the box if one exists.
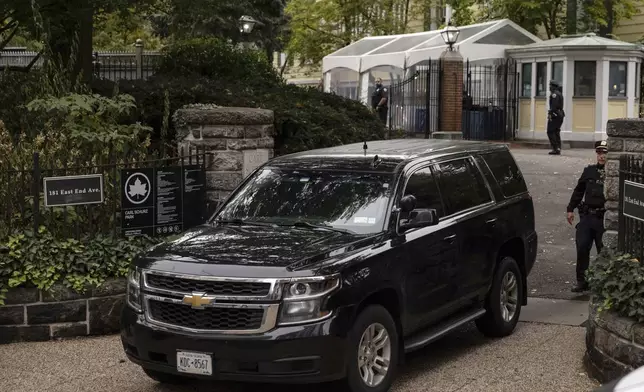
[549,79,560,88]
[595,140,608,153]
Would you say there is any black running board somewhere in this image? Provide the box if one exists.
[403,308,486,353]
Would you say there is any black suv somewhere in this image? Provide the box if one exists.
[121,139,537,392]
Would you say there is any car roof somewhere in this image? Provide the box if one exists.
[268,139,508,173]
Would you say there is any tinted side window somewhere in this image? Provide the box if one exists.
[435,158,491,216]
[403,167,445,217]
[481,150,527,197]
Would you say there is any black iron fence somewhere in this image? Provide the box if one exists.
[388,58,519,140]
[0,146,209,240]
[462,59,519,141]
[618,155,644,259]
[1,47,161,82]
[388,61,442,138]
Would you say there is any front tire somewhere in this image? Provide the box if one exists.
[345,305,399,392]
[475,256,523,338]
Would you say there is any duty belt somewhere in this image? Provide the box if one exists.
[581,205,605,216]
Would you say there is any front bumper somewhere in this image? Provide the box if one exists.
[120,305,351,384]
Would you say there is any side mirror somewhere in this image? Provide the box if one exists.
[399,208,438,233]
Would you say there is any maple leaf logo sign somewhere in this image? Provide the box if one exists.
[128,177,148,200]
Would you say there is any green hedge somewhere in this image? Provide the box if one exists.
[92,38,386,156]
[587,248,644,322]
[0,227,158,304]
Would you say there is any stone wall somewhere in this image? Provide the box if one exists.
[603,118,644,249]
[586,299,644,383]
[0,279,125,344]
[173,105,275,209]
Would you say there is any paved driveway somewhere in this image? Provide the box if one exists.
[511,148,597,300]
[0,321,598,392]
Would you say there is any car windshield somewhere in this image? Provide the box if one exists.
[215,168,393,235]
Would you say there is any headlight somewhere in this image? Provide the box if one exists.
[126,267,142,312]
[278,276,340,325]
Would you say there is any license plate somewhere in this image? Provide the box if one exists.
[176,351,213,375]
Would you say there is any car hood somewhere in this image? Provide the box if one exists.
[142,223,377,269]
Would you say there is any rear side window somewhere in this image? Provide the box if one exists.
[480,150,527,197]
[403,167,445,217]
[434,158,491,216]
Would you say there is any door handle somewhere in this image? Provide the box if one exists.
[443,234,457,242]
[486,218,498,225]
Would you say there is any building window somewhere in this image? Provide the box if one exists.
[551,61,563,87]
[574,61,596,97]
[521,63,532,97]
[536,62,547,96]
[609,61,627,97]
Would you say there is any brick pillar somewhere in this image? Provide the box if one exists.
[439,50,464,134]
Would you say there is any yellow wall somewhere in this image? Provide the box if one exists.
[572,99,596,131]
[608,100,628,119]
[535,99,547,131]
[519,99,531,130]
[614,10,644,42]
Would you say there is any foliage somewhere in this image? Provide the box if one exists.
[96,73,386,156]
[26,93,152,161]
[93,10,164,51]
[0,225,159,305]
[285,0,415,66]
[150,0,288,56]
[587,248,644,322]
[156,38,282,88]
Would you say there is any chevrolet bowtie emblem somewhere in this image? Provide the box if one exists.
[182,292,213,309]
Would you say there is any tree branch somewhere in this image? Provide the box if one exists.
[303,23,345,42]
[25,49,43,71]
[0,22,19,50]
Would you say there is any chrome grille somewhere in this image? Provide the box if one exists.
[145,273,271,296]
[148,299,264,331]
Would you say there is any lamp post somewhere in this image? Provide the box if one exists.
[436,22,463,138]
[440,23,460,51]
[239,15,260,34]
[238,15,265,50]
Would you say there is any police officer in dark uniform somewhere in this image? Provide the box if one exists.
[547,80,565,155]
[371,78,389,125]
[566,140,608,292]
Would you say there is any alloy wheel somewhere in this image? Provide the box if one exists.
[357,322,391,387]
[500,271,519,322]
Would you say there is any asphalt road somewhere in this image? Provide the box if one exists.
[511,147,597,300]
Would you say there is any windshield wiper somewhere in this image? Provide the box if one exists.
[282,221,356,235]
[214,218,275,227]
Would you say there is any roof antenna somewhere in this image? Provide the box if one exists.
[363,141,368,156]
[372,154,381,168]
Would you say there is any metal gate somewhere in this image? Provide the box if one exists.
[388,60,442,138]
[388,57,519,140]
[462,58,519,141]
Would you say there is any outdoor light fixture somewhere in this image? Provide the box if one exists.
[239,15,262,34]
[440,23,460,51]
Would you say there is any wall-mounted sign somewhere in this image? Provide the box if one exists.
[120,165,206,237]
[43,174,104,207]
[623,180,644,223]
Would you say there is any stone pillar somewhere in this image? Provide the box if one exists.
[603,118,644,249]
[439,50,464,134]
[173,105,275,210]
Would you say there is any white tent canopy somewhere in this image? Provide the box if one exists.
[322,19,542,74]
